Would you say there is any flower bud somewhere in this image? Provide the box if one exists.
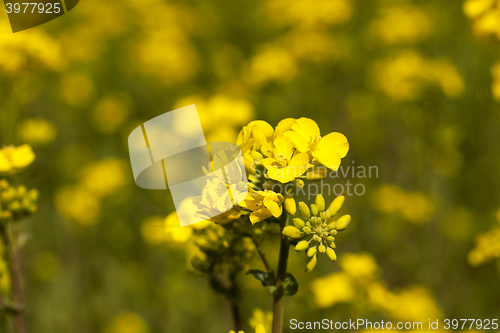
[283,226,301,239]
[306,254,317,272]
[295,240,309,252]
[298,202,310,219]
[318,245,326,253]
[310,204,318,216]
[8,201,21,212]
[328,195,345,216]
[327,241,336,248]
[335,215,351,231]
[284,196,296,216]
[326,248,337,261]
[303,226,312,234]
[28,189,38,201]
[293,218,305,229]
[327,236,335,242]
[315,194,325,212]
[307,247,317,257]
[17,186,27,198]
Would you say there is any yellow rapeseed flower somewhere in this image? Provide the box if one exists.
[240,190,284,224]
[283,118,349,171]
[262,136,309,183]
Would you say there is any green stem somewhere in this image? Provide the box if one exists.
[252,236,271,272]
[0,223,27,333]
[272,213,290,333]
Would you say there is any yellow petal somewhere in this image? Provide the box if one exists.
[248,120,274,138]
[264,197,282,217]
[292,117,320,142]
[273,135,293,159]
[240,191,262,211]
[11,144,35,168]
[312,149,341,171]
[261,157,278,168]
[317,132,349,158]
[274,118,296,138]
[250,209,272,224]
[283,131,308,152]
[267,167,295,183]
[256,323,266,333]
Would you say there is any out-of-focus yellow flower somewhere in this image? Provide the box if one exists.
[368,283,442,322]
[491,62,500,100]
[240,190,284,224]
[249,308,273,333]
[80,158,128,197]
[105,312,150,333]
[61,73,95,106]
[174,95,254,142]
[468,225,500,266]
[464,0,497,19]
[55,186,100,226]
[266,0,352,28]
[283,30,338,62]
[463,0,500,39]
[339,253,379,280]
[244,45,297,85]
[133,30,197,84]
[91,94,131,134]
[374,50,464,100]
[164,212,194,242]
[0,33,65,74]
[373,185,434,224]
[371,6,433,44]
[373,50,427,101]
[141,213,197,245]
[431,60,465,98]
[18,119,57,146]
[0,144,35,174]
[262,136,309,183]
[311,272,356,307]
[283,118,349,171]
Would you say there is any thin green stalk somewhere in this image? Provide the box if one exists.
[272,213,290,333]
[251,236,271,272]
[0,223,27,333]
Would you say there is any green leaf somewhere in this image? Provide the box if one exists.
[246,269,276,287]
[283,273,299,296]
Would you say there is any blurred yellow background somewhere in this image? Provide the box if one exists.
[1,0,500,332]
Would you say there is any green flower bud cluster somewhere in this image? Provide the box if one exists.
[282,194,351,272]
[0,179,38,222]
[191,222,254,275]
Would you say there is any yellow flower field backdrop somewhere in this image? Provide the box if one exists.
[1,0,500,332]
